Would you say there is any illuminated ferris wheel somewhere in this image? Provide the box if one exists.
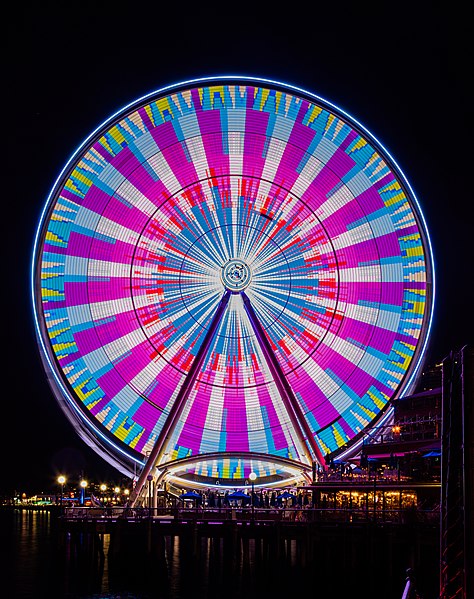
[32,76,434,492]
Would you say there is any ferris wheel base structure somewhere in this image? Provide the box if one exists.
[32,76,435,495]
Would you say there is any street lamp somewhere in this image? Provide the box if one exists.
[249,472,257,520]
[57,475,66,512]
[80,479,88,506]
[147,474,153,517]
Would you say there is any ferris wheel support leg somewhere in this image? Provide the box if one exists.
[129,291,232,507]
[241,292,327,472]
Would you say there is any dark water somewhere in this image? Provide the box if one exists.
[1,508,440,599]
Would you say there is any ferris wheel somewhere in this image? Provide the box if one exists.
[32,76,434,491]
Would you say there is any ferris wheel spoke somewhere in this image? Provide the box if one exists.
[129,290,231,505]
[241,291,326,468]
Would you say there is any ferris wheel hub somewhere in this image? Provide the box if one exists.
[221,259,252,292]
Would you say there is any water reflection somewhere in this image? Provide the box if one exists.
[1,508,440,599]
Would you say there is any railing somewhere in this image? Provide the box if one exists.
[316,471,431,483]
[60,504,440,525]
[362,417,441,447]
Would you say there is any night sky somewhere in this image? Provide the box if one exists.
[5,5,472,494]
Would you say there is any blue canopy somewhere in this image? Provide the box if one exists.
[277,491,294,499]
[179,491,201,500]
[227,490,251,502]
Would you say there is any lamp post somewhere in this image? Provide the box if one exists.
[147,474,153,518]
[57,476,66,513]
[249,472,257,520]
[80,479,88,506]
[98,484,106,511]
